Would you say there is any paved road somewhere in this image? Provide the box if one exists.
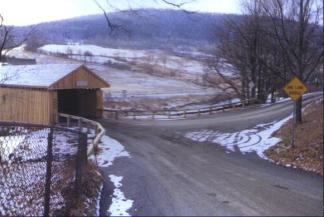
[99,94,323,216]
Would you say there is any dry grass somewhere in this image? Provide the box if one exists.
[55,162,103,216]
[266,99,323,175]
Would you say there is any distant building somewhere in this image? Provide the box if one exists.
[2,56,36,65]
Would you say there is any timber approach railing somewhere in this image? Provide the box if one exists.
[101,98,259,120]
[57,113,105,156]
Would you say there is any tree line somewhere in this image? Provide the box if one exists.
[208,0,323,123]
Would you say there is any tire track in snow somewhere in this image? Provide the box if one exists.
[184,115,292,159]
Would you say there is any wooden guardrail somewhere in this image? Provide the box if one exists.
[101,98,258,120]
[57,113,105,156]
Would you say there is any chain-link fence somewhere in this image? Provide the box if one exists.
[0,122,87,216]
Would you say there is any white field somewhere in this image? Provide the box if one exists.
[37,44,215,77]
[89,64,221,109]
[7,45,231,109]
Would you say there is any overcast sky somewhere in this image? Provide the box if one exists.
[0,0,241,26]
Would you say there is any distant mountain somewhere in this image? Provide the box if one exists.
[14,9,240,52]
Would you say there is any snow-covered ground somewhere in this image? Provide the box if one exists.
[178,98,241,110]
[94,135,130,168]
[89,64,221,109]
[39,44,148,60]
[92,135,133,216]
[6,44,230,110]
[38,44,214,76]
[0,128,79,216]
[261,92,323,107]
[185,115,293,159]
[37,43,236,88]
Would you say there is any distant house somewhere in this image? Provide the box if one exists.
[3,56,37,65]
[0,64,110,125]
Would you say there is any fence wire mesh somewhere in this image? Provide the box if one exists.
[0,123,87,216]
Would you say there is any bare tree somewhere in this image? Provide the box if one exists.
[94,0,195,33]
[211,0,271,101]
[0,14,35,62]
[259,0,323,123]
[0,14,13,62]
[212,0,323,123]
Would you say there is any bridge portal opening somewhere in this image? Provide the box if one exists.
[57,89,97,118]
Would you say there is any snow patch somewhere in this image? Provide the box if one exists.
[94,135,130,167]
[96,184,103,217]
[108,175,134,216]
[185,115,293,159]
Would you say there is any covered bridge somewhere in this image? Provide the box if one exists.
[0,64,110,124]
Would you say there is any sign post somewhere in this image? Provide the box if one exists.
[283,77,308,147]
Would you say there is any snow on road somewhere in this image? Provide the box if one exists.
[185,115,293,159]
[109,175,134,216]
[93,135,133,216]
[94,135,130,167]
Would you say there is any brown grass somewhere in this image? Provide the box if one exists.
[54,162,103,216]
[266,99,323,175]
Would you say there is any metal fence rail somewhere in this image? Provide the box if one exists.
[0,122,88,216]
[101,98,258,120]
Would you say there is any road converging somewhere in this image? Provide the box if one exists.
[99,93,323,216]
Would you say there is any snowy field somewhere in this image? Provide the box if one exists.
[6,45,224,109]
[37,44,219,77]
[89,64,222,109]
[185,115,292,159]
[0,128,79,216]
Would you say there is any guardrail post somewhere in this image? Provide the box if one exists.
[198,109,201,116]
[95,125,99,135]
[168,110,171,119]
[67,116,70,127]
[54,113,59,124]
[78,119,82,128]
[152,111,155,120]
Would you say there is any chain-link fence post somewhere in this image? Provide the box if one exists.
[74,132,88,198]
[44,127,54,217]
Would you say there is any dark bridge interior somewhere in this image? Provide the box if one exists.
[57,89,97,118]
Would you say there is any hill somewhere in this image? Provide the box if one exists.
[14,9,239,52]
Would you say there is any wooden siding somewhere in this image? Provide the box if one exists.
[50,65,110,90]
[96,89,103,118]
[50,91,58,123]
[0,87,52,125]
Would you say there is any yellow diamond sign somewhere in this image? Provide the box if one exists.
[283,77,308,101]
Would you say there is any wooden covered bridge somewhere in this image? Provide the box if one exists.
[0,64,110,124]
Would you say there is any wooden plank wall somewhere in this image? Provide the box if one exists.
[50,67,109,89]
[96,89,103,118]
[0,87,52,125]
